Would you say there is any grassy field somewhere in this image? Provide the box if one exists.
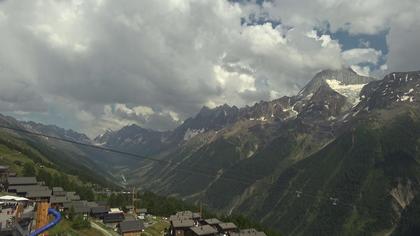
[46,218,104,236]
[0,141,82,185]
[143,216,170,236]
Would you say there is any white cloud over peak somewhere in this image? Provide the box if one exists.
[342,48,382,65]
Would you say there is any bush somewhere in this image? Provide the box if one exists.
[71,215,90,230]
[22,162,36,176]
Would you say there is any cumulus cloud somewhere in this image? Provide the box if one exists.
[386,3,420,72]
[342,48,382,65]
[261,0,416,34]
[0,0,419,136]
[350,65,371,77]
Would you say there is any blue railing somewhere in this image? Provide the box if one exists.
[29,208,62,236]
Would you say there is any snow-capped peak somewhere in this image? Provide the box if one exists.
[325,79,367,105]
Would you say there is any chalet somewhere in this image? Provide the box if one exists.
[192,212,202,224]
[216,223,238,235]
[86,201,98,208]
[202,219,220,227]
[117,220,144,236]
[7,177,37,190]
[74,205,91,217]
[96,200,108,206]
[63,200,92,217]
[175,211,193,220]
[52,187,66,196]
[230,229,267,236]
[10,185,50,196]
[66,192,80,201]
[64,200,85,209]
[0,166,8,188]
[170,215,180,222]
[103,208,125,224]
[103,212,125,224]
[25,190,52,202]
[170,219,195,236]
[50,196,69,210]
[190,225,218,236]
[91,206,109,219]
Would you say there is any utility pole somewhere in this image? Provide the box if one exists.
[132,186,135,215]
[200,202,203,217]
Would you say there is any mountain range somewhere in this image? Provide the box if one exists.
[95,67,420,235]
[1,67,420,235]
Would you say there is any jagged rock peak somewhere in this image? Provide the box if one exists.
[295,67,376,107]
[313,67,374,84]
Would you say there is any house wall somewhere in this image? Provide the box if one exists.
[122,232,141,236]
[175,229,185,236]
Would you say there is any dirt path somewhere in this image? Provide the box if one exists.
[90,221,118,236]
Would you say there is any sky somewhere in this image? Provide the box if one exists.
[0,0,419,137]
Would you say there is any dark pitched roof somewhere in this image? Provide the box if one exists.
[26,190,52,198]
[64,201,91,213]
[52,187,66,196]
[96,201,108,206]
[86,202,98,207]
[103,213,125,223]
[119,220,144,233]
[172,211,194,220]
[63,200,88,209]
[192,212,202,219]
[66,192,80,201]
[13,185,49,193]
[7,177,37,185]
[190,225,218,236]
[52,187,64,192]
[91,206,109,214]
[50,196,69,204]
[176,211,193,217]
[204,219,220,225]
[218,222,237,230]
[74,205,91,214]
[230,229,267,236]
[172,219,195,228]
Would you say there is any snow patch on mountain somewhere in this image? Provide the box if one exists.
[184,128,205,141]
[283,105,299,119]
[326,79,366,105]
[399,95,414,102]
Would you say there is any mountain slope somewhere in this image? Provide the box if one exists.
[253,108,420,235]
[0,114,119,187]
[108,69,420,235]
[21,121,91,144]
